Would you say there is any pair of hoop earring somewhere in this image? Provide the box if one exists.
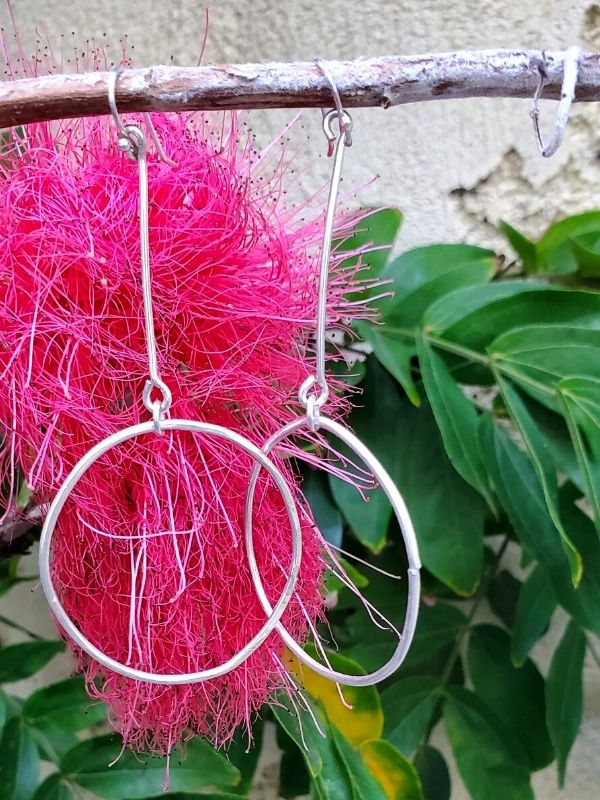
[38,65,421,690]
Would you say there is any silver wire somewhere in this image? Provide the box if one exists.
[245,415,421,686]
[38,418,304,684]
[530,46,580,158]
[298,107,352,423]
[108,69,173,418]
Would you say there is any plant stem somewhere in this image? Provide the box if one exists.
[0,612,42,640]
[422,534,511,746]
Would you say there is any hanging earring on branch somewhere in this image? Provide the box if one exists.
[245,60,421,687]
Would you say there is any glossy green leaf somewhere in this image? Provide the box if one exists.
[328,361,401,551]
[499,220,537,272]
[497,376,581,584]
[331,728,395,799]
[379,243,496,326]
[356,321,419,405]
[381,676,440,756]
[535,211,600,274]
[294,646,383,746]
[444,687,533,800]
[478,415,600,635]
[393,401,485,594]
[491,325,600,399]
[418,338,495,510]
[426,284,600,354]
[340,208,403,294]
[0,641,64,684]
[343,596,465,677]
[558,375,600,533]
[511,566,556,666]
[546,620,587,786]
[413,745,451,800]
[570,236,600,277]
[468,624,553,771]
[0,716,40,800]
[31,775,73,800]
[61,734,238,798]
[357,738,424,800]
[302,468,343,547]
[23,676,106,732]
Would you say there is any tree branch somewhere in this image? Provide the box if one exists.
[0,504,42,558]
[2,49,600,128]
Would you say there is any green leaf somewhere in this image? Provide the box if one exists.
[222,719,263,796]
[0,716,40,800]
[497,376,581,584]
[379,244,496,326]
[328,360,401,551]
[394,402,485,595]
[467,624,553,771]
[426,284,600,353]
[413,746,451,800]
[61,734,239,799]
[0,557,24,598]
[546,620,587,786]
[443,687,533,800]
[31,775,73,800]
[570,236,600,277]
[0,641,64,684]
[23,676,106,732]
[137,795,244,800]
[356,321,419,405]
[331,728,393,799]
[302,468,343,547]
[343,596,465,677]
[381,676,440,756]
[357,738,424,800]
[511,567,556,666]
[340,208,403,293]
[278,745,309,798]
[499,220,537,272]
[535,211,600,274]
[491,325,600,398]
[418,338,495,510]
[487,569,520,629]
[557,375,600,533]
[294,646,383,747]
[478,415,600,635]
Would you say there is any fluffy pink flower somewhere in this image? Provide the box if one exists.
[0,33,373,753]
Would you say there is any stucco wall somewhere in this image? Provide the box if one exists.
[1,1,600,799]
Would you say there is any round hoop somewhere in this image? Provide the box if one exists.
[39,419,303,685]
[244,416,421,687]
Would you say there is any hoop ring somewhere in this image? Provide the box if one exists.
[245,416,421,686]
[39,419,303,685]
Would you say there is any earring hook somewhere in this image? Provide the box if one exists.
[530,46,581,158]
[315,58,353,151]
[107,67,177,167]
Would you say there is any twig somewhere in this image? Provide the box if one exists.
[2,49,600,128]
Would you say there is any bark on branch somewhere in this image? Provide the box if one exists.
[2,49,600,128]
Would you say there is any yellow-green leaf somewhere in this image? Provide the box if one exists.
[290,646,383,746]
[358,739,423,800]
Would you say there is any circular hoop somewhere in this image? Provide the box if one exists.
[245,416,421,687]
[39,419,303,685]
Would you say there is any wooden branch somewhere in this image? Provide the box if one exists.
[2,49,600,128]
[0,505,42,558]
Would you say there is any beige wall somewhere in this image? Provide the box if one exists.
[2,1,600,798]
